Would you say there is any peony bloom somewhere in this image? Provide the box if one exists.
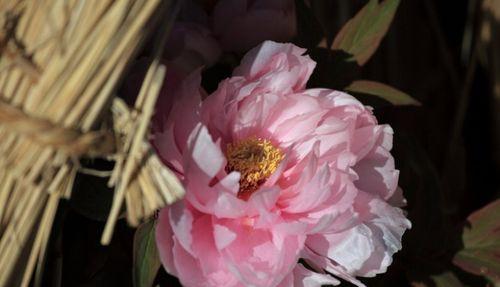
[153,41,411,287]
[212,0,297,53]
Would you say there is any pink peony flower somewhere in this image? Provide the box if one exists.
[153,41,411,287]
[212,0,297,52]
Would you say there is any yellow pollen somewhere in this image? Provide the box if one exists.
[226,138,283,199]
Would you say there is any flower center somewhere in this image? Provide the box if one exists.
[226,138,283,200]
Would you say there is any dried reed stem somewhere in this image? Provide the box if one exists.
[0,0,184,285]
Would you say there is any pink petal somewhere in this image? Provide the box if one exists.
[233,41,315,91]
[168,201,195,255]
[353,146,399,200]
[274,111,327,144]
[167,69,204,151]
[151,124,184,174]
[293,263,340,287]
[306,225,374,274]
[280,164,332,213]
[219,220,304,286]
[301,247,367,287]
[185,124,225,179]
[171,238,206,286]
[155,208,178,276]
[214,224,238,250]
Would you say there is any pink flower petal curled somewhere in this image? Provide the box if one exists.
[152,41,411,286]
[233,41,316,92]
[155,209,177,276]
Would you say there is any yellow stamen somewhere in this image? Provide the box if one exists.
[226,138,283,200]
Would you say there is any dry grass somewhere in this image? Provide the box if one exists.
[0,1,184,286]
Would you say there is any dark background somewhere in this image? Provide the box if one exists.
[40,0,499,286]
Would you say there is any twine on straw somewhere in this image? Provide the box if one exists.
[0,100,114,156]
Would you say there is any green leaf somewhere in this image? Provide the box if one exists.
[345,80,420,106]
[453,199,500,284]
[332,0,400,65]
[133,220,161,287]
[431,272,465,287]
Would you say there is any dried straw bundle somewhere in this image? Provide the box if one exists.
[0,1,184,286]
